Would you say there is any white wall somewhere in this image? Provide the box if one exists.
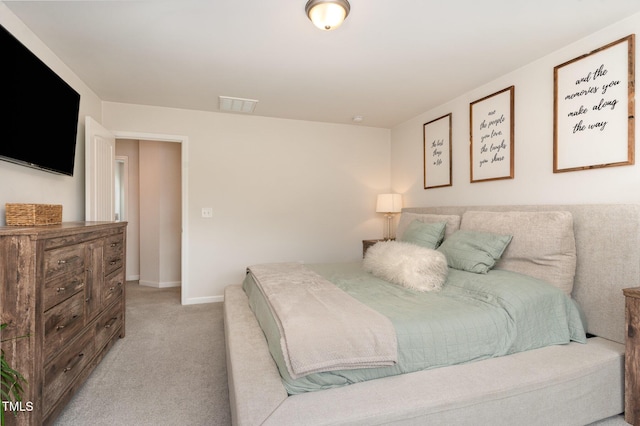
[391,13,640,208]
[103,102,391,302]
[0,3,102,224]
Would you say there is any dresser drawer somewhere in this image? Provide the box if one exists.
[44,244,85,282]
[95,299,124,350]
[43,326,96,414]
[43,292,85,362]
[103,270,125,306]
[43,270,85,311]
[104,233,124,276]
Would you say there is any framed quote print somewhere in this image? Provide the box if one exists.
[423,113,452,189]
[554,34,635,172]
[470,86,515,182]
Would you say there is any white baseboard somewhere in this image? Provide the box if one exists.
[127,274,140,281]
[139,280,182,289]
[182,295,224,305]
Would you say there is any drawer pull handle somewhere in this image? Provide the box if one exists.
[56,287,66,293]
[63,353,84,373]
[56,325,65,331]
[109,260,118,266]
[104,317,118,329]
[109,286,115,292]
[57,259,67,265]
[110,243,117,247]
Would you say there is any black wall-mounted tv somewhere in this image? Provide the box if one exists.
[0,24,81,176]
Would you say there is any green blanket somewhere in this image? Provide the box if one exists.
[243,262,586,395]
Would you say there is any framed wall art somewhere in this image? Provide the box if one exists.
[554,34,635,173]
[469,86,514,182]
[423,113,452,189]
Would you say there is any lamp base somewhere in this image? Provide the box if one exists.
[383,214,395,240]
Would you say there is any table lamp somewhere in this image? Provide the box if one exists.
[376,193,402,240]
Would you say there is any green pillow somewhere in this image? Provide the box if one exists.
[437,230,512,274]
[399,220,446,249]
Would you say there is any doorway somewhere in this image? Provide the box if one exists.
[116,139,182,291]
[85,118,190,304]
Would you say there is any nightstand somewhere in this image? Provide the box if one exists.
[624,287,640,425]
[362,239,388,258]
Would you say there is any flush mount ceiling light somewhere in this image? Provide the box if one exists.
[305,0,351,31]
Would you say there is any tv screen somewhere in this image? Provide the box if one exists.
[0,24,80,176]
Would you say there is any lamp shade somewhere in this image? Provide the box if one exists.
[376,194,402,213]
[305,0,350,31]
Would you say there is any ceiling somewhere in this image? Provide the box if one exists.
[4,0,640,129]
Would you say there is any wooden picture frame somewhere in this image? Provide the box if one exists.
[423,113,452,189]
[469,86,515,182]
[554,34,635,173]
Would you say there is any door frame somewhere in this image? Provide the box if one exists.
[115,155,129,223]
[113,130,190,306]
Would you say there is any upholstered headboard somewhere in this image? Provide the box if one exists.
[402,204,640,344]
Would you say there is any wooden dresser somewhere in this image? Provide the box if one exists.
[0,222,127,425]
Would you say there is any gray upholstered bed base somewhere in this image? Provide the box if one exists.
[224,204,637,425]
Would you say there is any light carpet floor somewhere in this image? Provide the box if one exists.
[53,282,231,426]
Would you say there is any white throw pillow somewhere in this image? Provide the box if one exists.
[363,240,448,292]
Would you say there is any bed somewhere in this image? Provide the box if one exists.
[224,204,637,425]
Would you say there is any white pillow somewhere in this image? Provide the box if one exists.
[362,240,448,292]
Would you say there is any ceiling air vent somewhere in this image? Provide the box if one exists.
[219,96,259,114]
